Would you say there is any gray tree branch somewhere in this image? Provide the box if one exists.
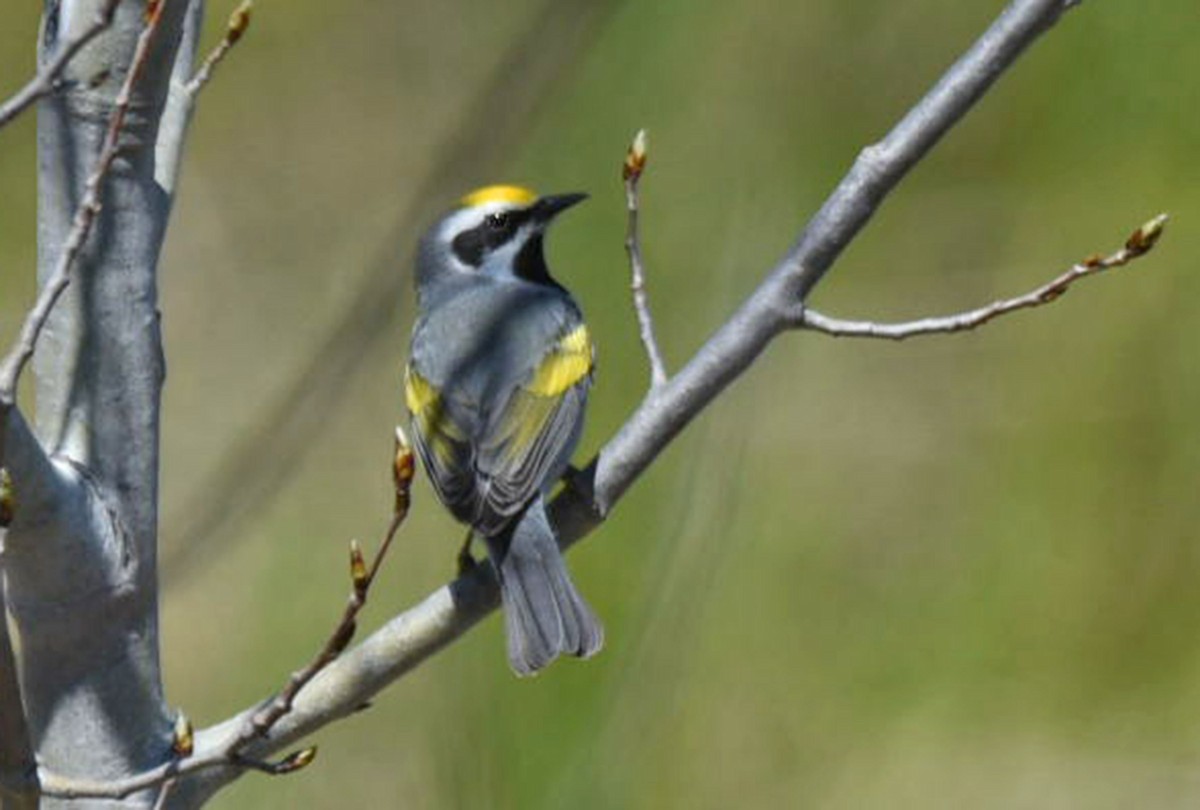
[0,0,120,132]
[157,0,252,199]
[799,214,1168,340]
[155,0,205,199]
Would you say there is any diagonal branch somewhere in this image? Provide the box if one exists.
[0,0,170,520]
[183,1,252,99]
[0,0,168,408]
[0,0,120,132]
[158,0,253,199]
[780,0,1078,305]
[800,214,1168,340]
[42,429,416,803]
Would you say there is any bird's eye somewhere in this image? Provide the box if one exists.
[484,212,508,230]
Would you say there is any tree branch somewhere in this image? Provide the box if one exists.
[183,1,251,99]
[799,214,1168,340]
[42,429,415,804]
[781,0,1077,304]
[0,3,154,402]
[0,0,120,132]
[622,129,668,388]
[157,0,254,199]
[156,0,205,198]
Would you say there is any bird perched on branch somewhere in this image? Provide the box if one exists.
[404,184,603,675]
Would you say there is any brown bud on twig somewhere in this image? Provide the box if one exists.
[1125,213,1168,257]
[393,426,414,516]
[172,710,194,757]
[0,468,13,528]
[623,129,648,183]
[349,539,368,595]
[271,746,318,775]
[227,1,253,45]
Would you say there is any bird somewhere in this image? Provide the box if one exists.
[404,184,603,676]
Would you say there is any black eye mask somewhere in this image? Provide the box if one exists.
[451,207,533,267]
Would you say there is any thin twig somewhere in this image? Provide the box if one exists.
[183,0,253,99]
[237,429,411,748]
[0,0,166,407]
[39,428,415,800]
[0,0,121,132]
[799,214,1169,339]
[623,129,668,388]
[150,777,174,810]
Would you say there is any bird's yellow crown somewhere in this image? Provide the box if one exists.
[460,184,537,209]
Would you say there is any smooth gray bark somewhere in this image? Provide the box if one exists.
[1,0,196,806]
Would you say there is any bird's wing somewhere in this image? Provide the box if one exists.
[473,322,593,534]
[404,363,481,523]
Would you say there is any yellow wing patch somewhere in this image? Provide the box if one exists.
[526,325,593,397]
[405,366,463,466]
[460,184,537,208]
[404,365,439,418]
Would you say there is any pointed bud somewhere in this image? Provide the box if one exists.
[272,746,318,775]
[1125,213,1168,256]
[349,539,369,594]
[623,129,649,182]
[228,1,253,44]
[172,710,194,757]
[393,426,414,515]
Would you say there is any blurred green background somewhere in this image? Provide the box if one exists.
[4,0,1200,806]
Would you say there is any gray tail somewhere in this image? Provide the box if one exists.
[484,497,603,676]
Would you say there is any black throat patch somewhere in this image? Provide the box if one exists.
[513,233,559,287]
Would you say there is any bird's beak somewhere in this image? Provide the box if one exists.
[533,192,589,223]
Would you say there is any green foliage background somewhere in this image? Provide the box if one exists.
[3,1,1200,806]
